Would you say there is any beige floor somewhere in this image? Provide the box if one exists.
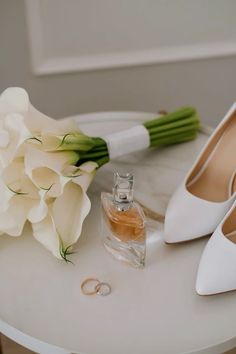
[1,335,35,354]
[1,334,236,354]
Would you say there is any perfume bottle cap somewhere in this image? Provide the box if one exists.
[113,172,134,211]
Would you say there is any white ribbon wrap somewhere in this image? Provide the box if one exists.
[102,125,150,159]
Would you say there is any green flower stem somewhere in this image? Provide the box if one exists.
[80,151,108,159]
[150,131,197,147]
[144,107,195,129]
[147,115,199,135]
[78,154,109,167]
[149,123,199,141]
[92,137,107,148]
[89,146,108,153]
[94,155,110,167]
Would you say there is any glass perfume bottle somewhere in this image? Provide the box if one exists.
[101,173,146,268]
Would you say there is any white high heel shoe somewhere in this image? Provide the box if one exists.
[196,201,236,295]
[164,102,236,243]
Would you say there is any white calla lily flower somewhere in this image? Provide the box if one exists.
[32,180,92,261]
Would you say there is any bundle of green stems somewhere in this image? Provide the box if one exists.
[76,107,200,168]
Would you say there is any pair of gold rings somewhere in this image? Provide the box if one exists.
[81,278,111,296]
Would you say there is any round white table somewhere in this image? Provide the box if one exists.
[1,112,236,354]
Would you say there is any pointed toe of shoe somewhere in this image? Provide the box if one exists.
[164,210,193,243]
[196,268,217,296]
[164,212,204,244]
[196,257,224,296]
[196,228,236,295]
[164,182,233,244]
[164,185,200,243]
[164,187,211,243]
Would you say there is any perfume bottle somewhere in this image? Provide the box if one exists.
[101,173,146,268]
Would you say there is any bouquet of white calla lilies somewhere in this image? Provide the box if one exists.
[0,87,97,261]
[0,87,200,261]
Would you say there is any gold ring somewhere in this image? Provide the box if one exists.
[80,278,100,295]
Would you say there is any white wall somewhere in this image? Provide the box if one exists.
[0,0,236,126]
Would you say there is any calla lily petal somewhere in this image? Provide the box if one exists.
[4,113,30,141]
[0,196,33,236]
[32,166,69,198]
[0,130,10,148]
[41,118,80,136]
[0,87,29,117]
[2,160,38,198]
[25,104,60,135]
[61,161,97,179]
[25,146,79,178]
[0,178,15,213]
[52,181,91,249]
[0,113,31,167]
[41,132,94,152]
[78,161,98,173]
[27,189,48,223]
[73,169,96,192]
[26,103,79,138]
[25,146,75,197]
[32,211,61,259]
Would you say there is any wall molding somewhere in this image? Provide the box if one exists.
[25,0,236,76]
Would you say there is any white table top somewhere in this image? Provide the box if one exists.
[1,112,236,354]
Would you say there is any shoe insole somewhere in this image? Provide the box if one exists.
[227,231,236,243]
[222,206,236,244]
[187,115,236,202]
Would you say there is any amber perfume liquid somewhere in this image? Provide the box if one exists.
[101,173,146,268]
